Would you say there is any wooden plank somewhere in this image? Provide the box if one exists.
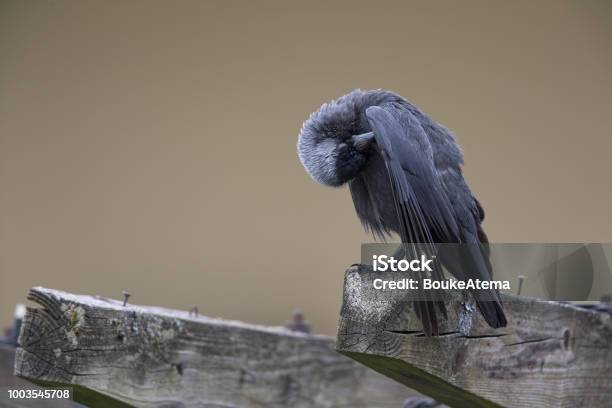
[336,265,612,408]
[14,287,416,408]
[0,345,82,407]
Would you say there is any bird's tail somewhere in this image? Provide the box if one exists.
[413,300,445,337]
[437,241,508,330]
[475,298,507,328]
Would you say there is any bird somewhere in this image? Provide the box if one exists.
[297,89,507,335]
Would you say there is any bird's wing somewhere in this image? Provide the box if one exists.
[365,104,460,243]
[366,104,460,335]
[366,104,507,330]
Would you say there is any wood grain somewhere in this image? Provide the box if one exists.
[14,287,415,408]
[337,265,612,408]
[1,345,82,407]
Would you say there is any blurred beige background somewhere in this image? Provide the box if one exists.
[1,0,611,334]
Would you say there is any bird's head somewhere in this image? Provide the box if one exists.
[297,90,374,187]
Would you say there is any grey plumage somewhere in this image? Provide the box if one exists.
[298,89,507,335]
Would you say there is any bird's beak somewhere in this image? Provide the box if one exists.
[351,132,374,152]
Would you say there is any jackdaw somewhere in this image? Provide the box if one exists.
[297,89,507,335]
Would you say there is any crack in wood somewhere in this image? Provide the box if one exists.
[504,337,555,347]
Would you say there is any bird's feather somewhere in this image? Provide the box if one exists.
[364,103,506,332]
[365,105,460,243]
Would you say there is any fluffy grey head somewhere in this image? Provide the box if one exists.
[297,90,372,187]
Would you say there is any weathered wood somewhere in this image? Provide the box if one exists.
[1,345,82,407]
[337,265,612,408]
[14,287,415,408]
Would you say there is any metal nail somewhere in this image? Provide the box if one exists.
[122,291,131,307]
